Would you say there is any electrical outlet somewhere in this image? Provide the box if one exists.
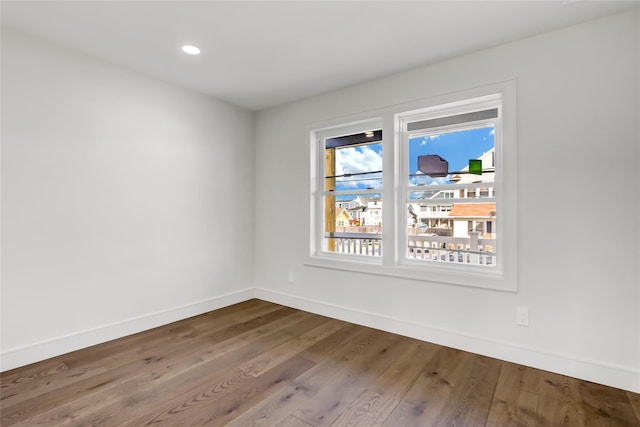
[288,271,295,284]
[516,306,529,326]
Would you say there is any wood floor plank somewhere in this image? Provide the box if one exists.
[225,325,380,427]
[110,311,328,426]
[297,323,366,363]
[627,391,640,423]
[537,372,594,426]
[383,346,502,426]
[574,379,639,426]
[243,318,348,377]
[534,371,638,426]
[2,300,639,427]
[0,360,71,403]
[290,331,405,427]
[486,361,541,426]
[126,355,316,426]
[333,390,399,427]
[292,332,413,427]
[275,415,314,427]
[331,339,440,426]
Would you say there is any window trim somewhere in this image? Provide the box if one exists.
[306,80,517,292]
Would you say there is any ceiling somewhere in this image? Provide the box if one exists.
[2,1,638,111]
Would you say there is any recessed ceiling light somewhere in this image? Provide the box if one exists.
[182,45,201,55]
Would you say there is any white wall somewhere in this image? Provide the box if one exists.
[254,10,640,392]
[1,29,256,370]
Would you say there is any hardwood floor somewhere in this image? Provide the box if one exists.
[2,299,639,426]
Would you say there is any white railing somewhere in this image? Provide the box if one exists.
[325,231,495,265]
[326,232,382,256]
[408,231,495,265]
[417,211,451,219]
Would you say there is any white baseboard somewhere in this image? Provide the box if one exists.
[254,288,640,393]
[0,288,255,372]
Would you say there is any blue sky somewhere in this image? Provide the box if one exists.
[409,126,494,182]
[332,126,494,192]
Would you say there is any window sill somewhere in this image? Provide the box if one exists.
[304,255,516,292]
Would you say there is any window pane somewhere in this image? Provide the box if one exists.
[324,194,382,256]
[407,125,496,267]
[408,126,494,187]
[325,141,382,192]
[322,129,382,257]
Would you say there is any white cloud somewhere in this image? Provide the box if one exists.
[489,129,495,136]
[410,172,449,187]
[335,146,382,189]
[420,134,441,146]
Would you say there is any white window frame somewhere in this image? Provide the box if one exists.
[398,94,501,271]
[309,118,384,265]
[306,81,517,291]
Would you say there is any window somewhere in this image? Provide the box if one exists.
[401,96,500,269]
[308,82,517,290]
[312,120,383,259]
